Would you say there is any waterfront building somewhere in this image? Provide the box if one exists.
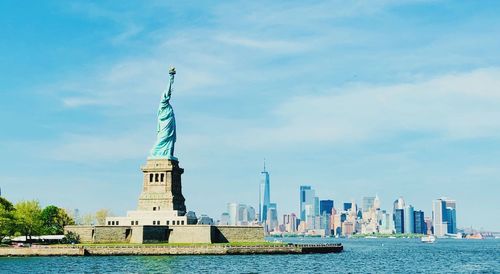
[414,210,425,234]
[342,221,354,236]
[379,210,394,234]
[362,196,375,211]
[425,217,433,235]
[446,207,456,234]
[259,163,271,223]
[404,205,415,234]
[444,199,457,234]
[320,200,334,215]
[300,186,316,221]
[393,197,405,211]
[432,198,448,237]
[320,212,332,235]
[394,209,404,233]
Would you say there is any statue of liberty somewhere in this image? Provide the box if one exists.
[150,67,178,160]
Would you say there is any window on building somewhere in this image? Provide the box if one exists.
[116,221,119,225]
[153,221,156,225]
[153,207,157,211]
[181,220,184,225]
[155,173,159,182]
[135,221,139,225]
[108,221,111,225]
[112,221,115,225]
[177,220,180,225]
[166,220,169,225]
[131,221,134,225]
[157,220,160,225]
[149,173,153,182]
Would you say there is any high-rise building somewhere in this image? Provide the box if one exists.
[394,209,404,234]
[362,196,375,211]
[343,202,352,211]
[379,210,394,234]
[320,200,334,215]
[373,195,381,210]
[404,205,415,234]
[300,186,315,221]
[432,198,448,237]
[444,199,457,234]
[227,202,239,225]
[414,210,425,234]
[266,203,278,232]
[393,197,405,211]
[424,217,433,235]
[282,213,298,233]
[219,212,230,225]
[259,162,271,223]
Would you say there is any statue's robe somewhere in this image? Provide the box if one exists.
[150,83,176,160]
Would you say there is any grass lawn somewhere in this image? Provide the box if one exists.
[51,241,287,248]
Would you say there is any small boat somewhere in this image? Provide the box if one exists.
[421,235,436,243]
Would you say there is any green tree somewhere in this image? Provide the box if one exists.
[14,200,43,243]
[95,209,111,225]
[40,205,75,235]
[0,197,15,242]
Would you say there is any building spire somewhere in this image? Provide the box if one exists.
[263,158,266,172]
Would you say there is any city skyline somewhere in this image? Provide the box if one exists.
[1,1,500,231]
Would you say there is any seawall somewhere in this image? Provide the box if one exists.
[0,244,342,256]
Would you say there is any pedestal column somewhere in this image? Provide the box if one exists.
[137,159,186,215]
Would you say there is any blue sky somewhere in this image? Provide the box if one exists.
[1,0,499,230]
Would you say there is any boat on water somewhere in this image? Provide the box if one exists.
[421,235,436,243]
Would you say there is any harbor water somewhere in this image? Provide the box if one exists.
[0,238,498,273]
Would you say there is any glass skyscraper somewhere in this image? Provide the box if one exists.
[404,205,415,234]
[394,209,404,234]
[300,186,315,221]
[414,210,425,234]
[432,198,448,236]
[259,163,271,223]
[343,202,352,211]
[320,200,334,215]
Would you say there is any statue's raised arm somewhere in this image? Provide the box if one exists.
[167,67,176,98]
[150,67,178,161]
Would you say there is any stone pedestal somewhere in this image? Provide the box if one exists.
[138,158,186,214]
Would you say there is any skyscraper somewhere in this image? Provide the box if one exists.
[394,209,404,233]
[227,202,239,225]
[432,198,448,236]
[259,162,271,223]
[300,186,315,221]
[343,202,352,211]
[404,205,415,234]
[414,210,425,234]
[362,196,375,211]
[320,200,334,215]
[445,199,457,234]
[266,203,278,232]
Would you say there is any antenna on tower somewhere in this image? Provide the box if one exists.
[263,158,266,172]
